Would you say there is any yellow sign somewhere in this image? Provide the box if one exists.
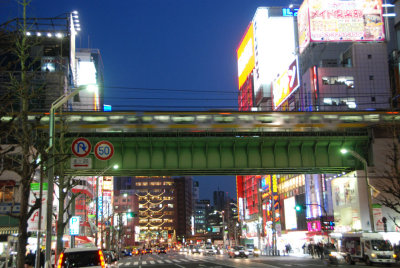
[237,23,255,89]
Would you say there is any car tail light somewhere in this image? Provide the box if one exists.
[57,253,64,268]
[98,250,105,268]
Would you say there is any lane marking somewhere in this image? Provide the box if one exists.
[133,261,138,266]
[149,261,155,264]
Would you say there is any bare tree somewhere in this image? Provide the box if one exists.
[0,1,50,267]
[374,130,400,230]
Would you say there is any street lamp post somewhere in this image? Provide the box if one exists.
[340,148,375,232]
[45,88,84,267]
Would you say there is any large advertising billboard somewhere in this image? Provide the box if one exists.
[252,8,296,104]
[272,57,300,110]
[298,0,385,53]
[237,23,255,89]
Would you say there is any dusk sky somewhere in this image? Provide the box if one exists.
[1,0,297,200]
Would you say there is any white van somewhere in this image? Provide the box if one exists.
[336,232,396,265]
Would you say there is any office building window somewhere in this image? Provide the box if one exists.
[322,76,354,88]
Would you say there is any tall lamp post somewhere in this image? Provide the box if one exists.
[95,164,119,248]
[340,148,375,232]
[45,87,86,266]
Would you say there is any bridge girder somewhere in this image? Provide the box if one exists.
[64,132,370,176]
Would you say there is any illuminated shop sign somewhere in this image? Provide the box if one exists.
[272,57,300,110]
[282,8,298,17]
[298,0,385,53]
[237,23,255,89]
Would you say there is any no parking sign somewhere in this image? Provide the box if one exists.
[94,141,114,161]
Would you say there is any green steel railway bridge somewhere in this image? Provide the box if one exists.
[13,110,400,176]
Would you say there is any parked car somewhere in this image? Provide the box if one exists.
[132,248,140,256]
[253,247,261,257]
[191,246,202,254]
[157,247,167,254]
[228,246,249,258]
[57,247,106,268]
[245,244,254,256]
[144,248,153,254]
[203,245,217,256]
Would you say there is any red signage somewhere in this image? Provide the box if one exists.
[71,138,91,157]
[94,141,114,161]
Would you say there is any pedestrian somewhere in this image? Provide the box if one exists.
[24,251,35,268]
[285,244,291,255]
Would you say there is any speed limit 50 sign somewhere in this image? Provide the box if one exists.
[94,141,114,161]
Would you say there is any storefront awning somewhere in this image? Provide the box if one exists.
[0,226,18,235]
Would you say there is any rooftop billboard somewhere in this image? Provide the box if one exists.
[237,23,255,89]
[298,0,385,53]
[252,8,296,104]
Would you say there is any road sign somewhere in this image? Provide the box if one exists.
[69,216,81,236]
[94,141,114,161]
[71,138,91,157]
[71,157,92,169]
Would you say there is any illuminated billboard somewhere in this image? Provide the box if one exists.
[272,57,300,110]
[252,8,296,104]
[298,0,385,53]
[237,23,255,89]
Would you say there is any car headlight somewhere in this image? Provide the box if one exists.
[199,249,203,252]
[371,253,377,259]
[393,254,397,259]
[329,252,338,257]
[234,251,239,255]
[213,250,217,253]
[245,251,249,255]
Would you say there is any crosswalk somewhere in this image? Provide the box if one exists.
[116,256,328,267]
[117,256,205,266]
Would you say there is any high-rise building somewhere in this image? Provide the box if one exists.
[213,190,226,211]
[194,199,210,234]
[115,176,192,246]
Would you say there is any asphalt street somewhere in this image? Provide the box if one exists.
[111,252,400,268]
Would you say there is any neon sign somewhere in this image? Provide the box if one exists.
[282,8,298,17]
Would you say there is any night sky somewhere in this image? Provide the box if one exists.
[1,0,297,200]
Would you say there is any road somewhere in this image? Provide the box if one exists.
[112,252,400,268]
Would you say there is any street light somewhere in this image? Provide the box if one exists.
[340,148,375,232]
[45,86,86,266]
[45,84,100,265]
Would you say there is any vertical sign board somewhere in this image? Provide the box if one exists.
[27,183,48,232]
[69,216,80,236]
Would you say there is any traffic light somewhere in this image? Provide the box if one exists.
[126,212,137,218]
[295,204,303,212]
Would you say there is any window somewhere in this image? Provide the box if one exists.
[0,186,14,202]
[150,182,162,186]
[323,98,356,109]
[368,54,372,59]
[167,204,174,208]
[322,76,354,88]
[371,97,376,102]
[369,75,374,80]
